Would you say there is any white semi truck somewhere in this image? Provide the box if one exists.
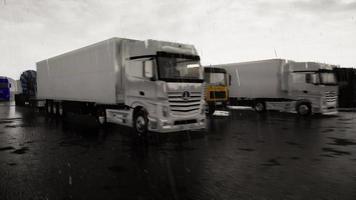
[37,38,206,135]
[213,59,338,115]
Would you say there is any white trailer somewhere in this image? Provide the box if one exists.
[37,38,206,135]
[213,59,338,115]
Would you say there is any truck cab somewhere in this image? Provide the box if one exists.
[108,39,206,134]
[203,67,229,114]
[287,62,338,115]
[0,77,10,101]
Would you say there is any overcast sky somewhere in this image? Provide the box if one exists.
[1,0,356,79]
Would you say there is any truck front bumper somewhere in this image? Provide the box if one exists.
[314,106,338,115]
[148,116,206,133]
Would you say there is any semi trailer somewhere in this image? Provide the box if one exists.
[37,37,206,135]
[203,67,229,114]
[213,59,338,115]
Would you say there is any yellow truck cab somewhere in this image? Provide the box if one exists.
[204,67,229,114]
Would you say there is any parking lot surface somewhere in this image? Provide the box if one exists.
[1,103,356,200]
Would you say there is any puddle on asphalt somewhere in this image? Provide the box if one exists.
[11,147,29,154]
[7,162,17,166]
[238,148,255,152]
[327,137,356,146]
[5,124,30,128]
[285,141,300,146]
[261,159,281,166]
[0,117,23,121]
[320,154,335,158]
[0,120,14,124]
[337,118,353,121]
[321,147,351,156]
[321,129,335,133]
[0,146,15,151]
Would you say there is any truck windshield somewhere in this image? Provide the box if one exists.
[319,73,337,85]
[205,72,226,85]
[157,53,203,82]
[0,83,9,89]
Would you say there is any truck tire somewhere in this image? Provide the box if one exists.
[296,103,311,116]
[58,103,65,117]
[254,101,266,112]
[133,110,148,137]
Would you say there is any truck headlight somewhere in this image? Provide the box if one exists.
[162,106,169,117]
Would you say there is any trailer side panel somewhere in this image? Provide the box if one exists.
[37,38,121,104]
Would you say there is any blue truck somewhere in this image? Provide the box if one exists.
[0,76,10,101]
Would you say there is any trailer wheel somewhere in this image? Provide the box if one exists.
[296,103,311,116]
[46,101,53,115]
[134,110,148,137]
[254,101,266,112]
[96,108,106,126]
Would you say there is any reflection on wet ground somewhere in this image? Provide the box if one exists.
[1,102,356,199]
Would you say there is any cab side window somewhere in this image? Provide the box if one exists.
[127,61,143,78]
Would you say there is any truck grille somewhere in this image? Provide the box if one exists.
[168,91,202,115]
[325,91,337,103]
[209,91,226,99]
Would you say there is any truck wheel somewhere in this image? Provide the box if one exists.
[254,101,266,112]
[53,103,58,116]
[96,108,106,126]
[58,104,65,117]
[134,110,148,137]
[297,103,311,116]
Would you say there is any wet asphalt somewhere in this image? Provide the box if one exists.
[0,102,356,200]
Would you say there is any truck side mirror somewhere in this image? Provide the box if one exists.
[144,60,154,79]
[228,74,232,86]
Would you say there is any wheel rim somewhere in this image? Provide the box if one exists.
[59,107,63,116]
[255,103,264,111]
[53,106,57,114]
[47,104,51,113]
[135,116,146,133]
[298,105,309,115]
